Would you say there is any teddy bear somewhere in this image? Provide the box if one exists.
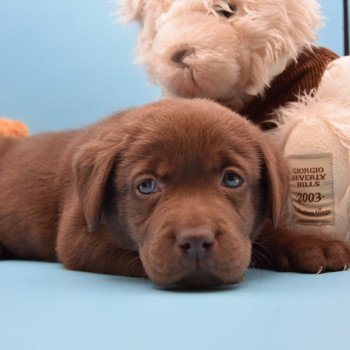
[119,0,350,242]
[0,117,29,138]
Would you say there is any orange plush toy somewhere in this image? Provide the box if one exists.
[0,117,29,138]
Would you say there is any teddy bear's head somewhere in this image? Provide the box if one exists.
[119,0,322,110]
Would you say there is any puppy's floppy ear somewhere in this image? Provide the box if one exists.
[72,137,123,233]
[259,139,289,228]
[118,0,146,22]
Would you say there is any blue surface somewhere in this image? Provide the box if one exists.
[1,261,350,350]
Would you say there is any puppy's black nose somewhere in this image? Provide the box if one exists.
[178,232,214,260]
[170,46,194,67]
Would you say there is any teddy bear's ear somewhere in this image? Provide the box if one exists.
[117,0,146,22]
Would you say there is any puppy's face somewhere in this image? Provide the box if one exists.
[74,99,287,287]
[120,0,321,109]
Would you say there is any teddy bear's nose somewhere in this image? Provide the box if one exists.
[170,46,194,68]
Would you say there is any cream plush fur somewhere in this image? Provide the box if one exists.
[119,0,350,242]
[119,0,321,109]
[266,57,350,241]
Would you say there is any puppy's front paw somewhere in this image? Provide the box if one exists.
[253,222,350,274]
[272,236,350,273]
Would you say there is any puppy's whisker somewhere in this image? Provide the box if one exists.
[250,258,257,270]
[252,241,273,260]
[251,250,271,269]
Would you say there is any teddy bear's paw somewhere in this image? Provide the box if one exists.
[272,235,350,274]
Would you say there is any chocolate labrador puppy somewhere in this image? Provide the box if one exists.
[0,98,349,287]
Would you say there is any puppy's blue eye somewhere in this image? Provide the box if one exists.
[137,179,159,195]
[222,172,243,188]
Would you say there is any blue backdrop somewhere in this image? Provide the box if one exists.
[0,0,345,134]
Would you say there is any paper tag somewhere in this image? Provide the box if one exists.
[287,154,335,226]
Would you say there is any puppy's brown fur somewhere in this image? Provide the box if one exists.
[0,98,348,287]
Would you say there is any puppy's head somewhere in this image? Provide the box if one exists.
[119,0,321,109]
[73,98,288,287]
